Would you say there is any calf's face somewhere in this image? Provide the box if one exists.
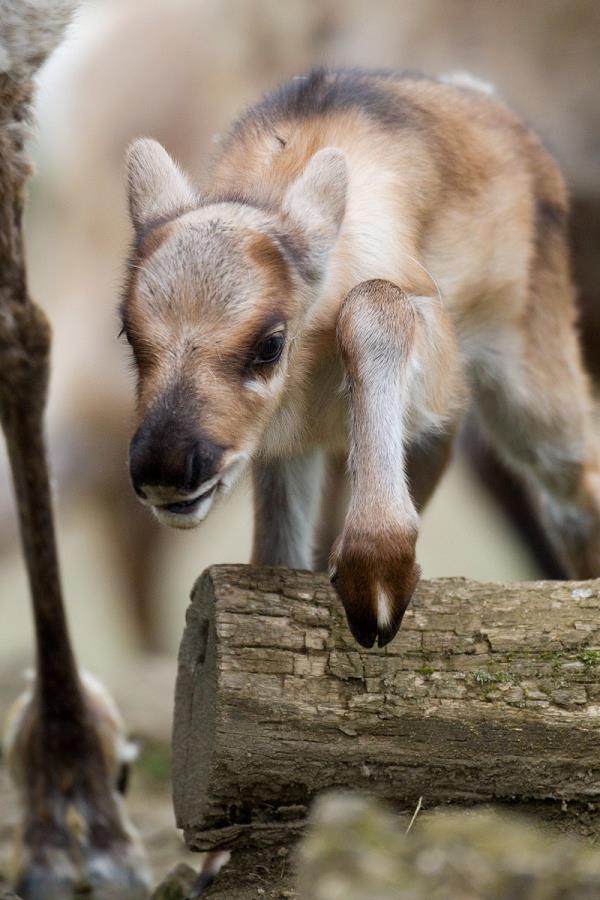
[121,139,347,527]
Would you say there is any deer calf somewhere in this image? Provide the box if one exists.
[121,68,600,648]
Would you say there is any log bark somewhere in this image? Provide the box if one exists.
[173,565,600,854]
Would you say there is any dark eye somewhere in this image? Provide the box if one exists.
[252,332,285,366]
[116,763,130,795]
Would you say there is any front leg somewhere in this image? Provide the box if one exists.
[331,279,464,648]
[252,452,325,570]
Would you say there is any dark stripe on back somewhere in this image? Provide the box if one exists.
[234,66,434,135]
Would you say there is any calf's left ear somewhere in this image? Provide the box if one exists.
[125,138,197,231]
[282,148,348,262]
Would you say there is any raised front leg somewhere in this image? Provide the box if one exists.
[252,451,326,570]
[331,279,464,648]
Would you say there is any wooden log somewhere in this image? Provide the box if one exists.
[173,565,600,853]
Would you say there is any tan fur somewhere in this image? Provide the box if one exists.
[122,68,600,646]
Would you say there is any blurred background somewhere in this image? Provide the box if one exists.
[0,0,599,879]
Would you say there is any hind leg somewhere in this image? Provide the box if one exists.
[470,244,600,578]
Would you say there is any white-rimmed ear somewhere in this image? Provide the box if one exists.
[282,148,348,252]
[126,138,197,230]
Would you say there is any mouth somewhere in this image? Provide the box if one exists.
[143,452,250,529]
[158,483,218,515]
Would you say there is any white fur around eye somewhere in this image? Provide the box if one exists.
[245,369,285,397]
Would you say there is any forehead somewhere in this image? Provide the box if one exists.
[131,204,291,321]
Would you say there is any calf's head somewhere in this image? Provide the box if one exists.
[121,139,347,527]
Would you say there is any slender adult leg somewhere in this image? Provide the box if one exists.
[0,69,149,898]
[103,487,165,652]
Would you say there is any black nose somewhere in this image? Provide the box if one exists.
[129,419,223,496]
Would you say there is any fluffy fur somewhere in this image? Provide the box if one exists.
[0,0,78,78]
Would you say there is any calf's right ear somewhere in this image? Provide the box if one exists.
[125,138,197,231]
[282,147,348,270]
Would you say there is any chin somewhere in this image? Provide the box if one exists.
[152,489,217,529]
[145,451,250,531]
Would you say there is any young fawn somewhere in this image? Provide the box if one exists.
[121,67,600,648]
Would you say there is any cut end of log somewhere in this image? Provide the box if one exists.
[172,571,219,839]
